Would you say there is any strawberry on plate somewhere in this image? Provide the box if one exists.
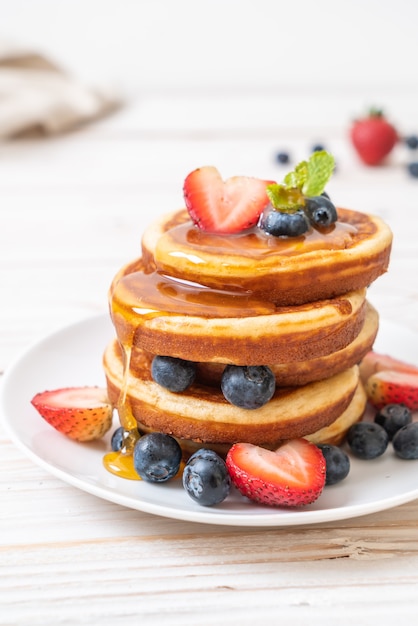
[226,438,326,507]
[31,386,114,442]
[350,108,398,166]
[183,166,273,234]
[364,370,418,411]
[359,350,418,384]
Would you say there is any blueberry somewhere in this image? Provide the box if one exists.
[311,143,326,152]
[347,422,389,459]
[182,449,231,506]
[392,422,418,459]
[374,404,412,440]
[259,206,310,237]
[188,449,219,461]
[275,151,290,164]
[407,162,418,178]
[151,355,196,392]
[111,426,140,453]
[318,444,350,485]
[111,426,125,452]
[304,196,338,228]
[405,135,418,149]
[133,432,182,482]
[221,365,276,409]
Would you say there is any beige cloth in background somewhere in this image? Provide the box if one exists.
[0,43,121,139]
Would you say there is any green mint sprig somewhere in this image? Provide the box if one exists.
[267,151,335,212]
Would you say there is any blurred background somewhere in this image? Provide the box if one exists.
[1,1,416,91]
[2,0,417,120]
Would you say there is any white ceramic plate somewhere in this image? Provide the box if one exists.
[1,314,418,526]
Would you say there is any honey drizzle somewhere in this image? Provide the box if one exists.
[117,343,138,432]
[110,218,359,326]
[103,450,141,480]
[111,270,276,324]
[103,451,185,481]
[157,217,358,260]
[103,336,141,479]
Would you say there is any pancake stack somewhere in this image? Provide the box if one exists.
[103,179,392,456]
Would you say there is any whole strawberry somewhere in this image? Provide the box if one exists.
[31,386,114,442]
[350,108,398,165]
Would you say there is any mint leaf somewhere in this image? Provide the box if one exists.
[268,151,335,214]
[284,160,308,189]
[266,184,304,212]
[302,151,335,196]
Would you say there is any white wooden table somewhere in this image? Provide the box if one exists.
[1,89,418,625]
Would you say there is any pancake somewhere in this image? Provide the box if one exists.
[165,382,367,457]
[141,207,392,306]
[103,335,360,447]
[114,299,377,388]
[193,301,378,386]
[110,277,368,365]
[105,184,391,456]
[305,382,367,446]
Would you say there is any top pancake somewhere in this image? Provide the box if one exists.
[141,207,392,306]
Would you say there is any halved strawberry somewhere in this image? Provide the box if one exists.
[225,439,326,507]
[364,371,418,411]
[31,386,114,442]
[359,351,418,384]
[183,166,273,234]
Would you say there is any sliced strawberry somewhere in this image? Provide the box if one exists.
[31,386,114,442]
[364,370,418,411]
[226,439,326,507]
[359,351,418,384]
[183,166,273,234]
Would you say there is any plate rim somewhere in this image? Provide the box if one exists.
[1,313,418,527]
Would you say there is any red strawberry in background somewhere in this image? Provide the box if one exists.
[226,438,326,507]
[31,386,114,442]
[350,108,398,165]
[183,166,273,234]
